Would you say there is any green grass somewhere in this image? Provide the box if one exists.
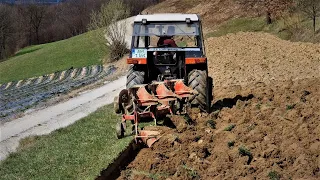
[130,170,169,180]
[205,15,320,42]
[224,124,236,131]
[206,119,216,129]
[268,170,280,180]
[286,104,296,110]
[0,105,132,180]
[206,17,292,40]
[206,17,267,38]
[0,31,107,84]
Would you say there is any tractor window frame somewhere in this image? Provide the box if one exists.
[133,22,200,36]
[132,21,202,49]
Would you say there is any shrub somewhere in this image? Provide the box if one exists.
[88,0,130,62]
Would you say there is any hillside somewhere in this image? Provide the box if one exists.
[143,0,259,31]
[0,31,106,84]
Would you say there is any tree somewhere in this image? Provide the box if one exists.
[88,0,130,62]
[27,4,47,44]
[237,0,293,24]
[0,5,15,60]
[18,4,47,45]
[297,0,320,33]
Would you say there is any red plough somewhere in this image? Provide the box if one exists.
[114,80,197,147]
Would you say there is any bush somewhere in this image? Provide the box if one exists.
[88,0,130,62]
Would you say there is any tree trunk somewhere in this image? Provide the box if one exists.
[266,12,272,24]
[313,16,316,34]
[29,25,32,45]
[36,27,40,44]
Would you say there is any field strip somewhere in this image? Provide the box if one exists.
[0,76,125,161]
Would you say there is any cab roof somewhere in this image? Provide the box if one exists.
[134,14,199,22]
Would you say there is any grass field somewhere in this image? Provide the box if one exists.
[0,105,132,180]
[206,17,291,40]
[205,16,320,42]
[0,31,107,84]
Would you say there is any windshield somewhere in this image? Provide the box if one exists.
[132,22,201,48]
[133,23,199,36]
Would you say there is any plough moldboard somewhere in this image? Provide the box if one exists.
[114,79,197,147]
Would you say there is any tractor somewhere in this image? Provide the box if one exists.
[114,14,213,147]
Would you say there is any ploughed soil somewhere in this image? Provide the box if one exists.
[117,32,320,179]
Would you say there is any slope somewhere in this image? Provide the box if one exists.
[0,31,107,84]
[143,0,258,31]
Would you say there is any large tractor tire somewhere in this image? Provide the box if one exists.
[126,65,145,89]
[188,70,212,112]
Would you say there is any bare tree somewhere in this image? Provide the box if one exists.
[0,0,157,61]
[0,5,15,60]
[297,0,320,33]
[28,4,47,44]
[237,0,293,24]
[58,0,94,36]
[18,4,47,45]
[88,0,130,62]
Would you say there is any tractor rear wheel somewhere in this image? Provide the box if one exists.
[126,65,145,89]
[188,70,211,112]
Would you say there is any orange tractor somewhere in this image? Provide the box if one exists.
[114,14,213,147]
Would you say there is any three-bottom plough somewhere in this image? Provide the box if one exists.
[114,79,197,147]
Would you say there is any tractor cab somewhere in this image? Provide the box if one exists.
[128,14,207,81]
